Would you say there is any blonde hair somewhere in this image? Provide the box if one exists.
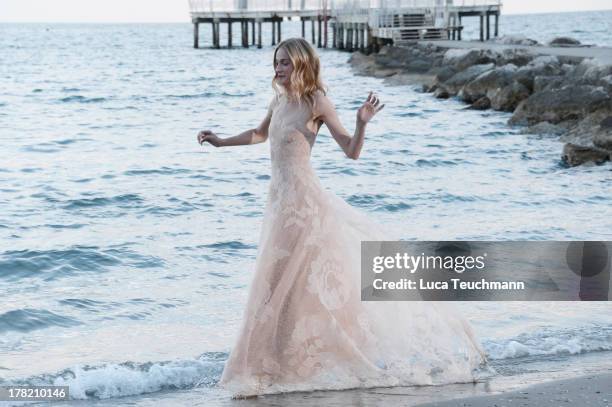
[272,38,327,106]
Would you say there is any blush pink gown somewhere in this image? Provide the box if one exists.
[218,92,487,397]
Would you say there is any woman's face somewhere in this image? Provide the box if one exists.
[274,47,293,88]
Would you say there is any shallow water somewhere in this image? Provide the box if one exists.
[1,18,612,405]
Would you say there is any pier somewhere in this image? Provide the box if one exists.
[189,0,502,51]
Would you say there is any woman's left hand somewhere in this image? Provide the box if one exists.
[357,92,385,125]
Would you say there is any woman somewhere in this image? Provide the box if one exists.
[198,38,486,398]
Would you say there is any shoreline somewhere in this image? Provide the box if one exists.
[416,372,612,407]
[348,37,612,167]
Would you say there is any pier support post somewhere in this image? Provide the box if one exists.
[486,13,490,40]
[301,18,306,38]
[240,21,245,48]
[317,16,322,48]
[494,13,499,37]
[246,20,249,47]
[338,24,344,50]
[272,20,276,45]
[277,19,282,43]
[353,24,358,51]
[193,22,199,49]
[257,20,262,48]
[359,23,364,52]
[213,21,220,49]
[228,21,232,48]
[366,25,373,54]
[332,22,337,48]
[346,25,353,52]
[458,15,462,40]
[252,20,255,45]
[479,13,484,41]
[311,19,315,44]
[324,16,328,48]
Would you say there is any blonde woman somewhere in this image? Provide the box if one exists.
[198,38,486,398]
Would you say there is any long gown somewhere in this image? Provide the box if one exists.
[218,91,487,397]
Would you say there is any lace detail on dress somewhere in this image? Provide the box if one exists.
[218,93,487,397]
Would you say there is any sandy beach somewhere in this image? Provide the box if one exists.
[417,373,612,407]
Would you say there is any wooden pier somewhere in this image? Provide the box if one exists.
[189,0,502,51]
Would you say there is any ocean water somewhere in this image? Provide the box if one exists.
[1,15,612,406]
[461,9,612,46]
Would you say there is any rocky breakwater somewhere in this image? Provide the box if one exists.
[349,39,612,166]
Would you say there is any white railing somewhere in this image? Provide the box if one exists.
[189,0,326,12]
[188,0,500,13]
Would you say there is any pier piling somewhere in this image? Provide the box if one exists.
[317,16,322,48]
[257,20,262,48]
[228,22,232,48]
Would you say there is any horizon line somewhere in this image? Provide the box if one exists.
[1,7,612,24]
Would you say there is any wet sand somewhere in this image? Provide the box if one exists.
[417,373,612,407]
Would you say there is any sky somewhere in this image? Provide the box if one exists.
[1,0,612,22]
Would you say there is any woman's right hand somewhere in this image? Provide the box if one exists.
[197,130,222,147]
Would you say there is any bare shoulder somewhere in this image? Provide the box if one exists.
[313,90,334,118]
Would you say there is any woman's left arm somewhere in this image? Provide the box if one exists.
[317,92,384,160]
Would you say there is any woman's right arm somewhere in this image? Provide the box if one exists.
[198,108,273,147]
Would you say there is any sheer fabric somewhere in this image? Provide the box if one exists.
[218,92,486,397]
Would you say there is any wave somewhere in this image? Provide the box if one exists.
[124,167,191,176]
[59,95,108,103]
[1,353,225,400]
[0,245,164,282]
[0,308,81,334]
[201,240,255,250]
[415,159,466,168]
[484,325,612,360]
[62,193,144,210]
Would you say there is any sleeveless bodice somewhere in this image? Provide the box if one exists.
[268,95,320,181]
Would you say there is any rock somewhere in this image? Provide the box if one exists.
[433,87,450,99]
[561,110,612,146]
[600,116,612,129]
[460,64,518,103]
[348,52,378,75]
[378,45,392,56]
[375,55,409,69]
[569,58,612,85]
[594,133,612,150]
[423,66,457,91]
[442,63,495,95]
[442,49,496,72]
[525,121,566,136]
[510,85,612,125]
[514,56,563,91]
[562,143,610,166]
[497,48,534,67]
[549,37,581,47]
[490,81,531,112]
[491,35,539,46]
[406,59,432,73]
[469,97,491,110]
[533,75,565,93]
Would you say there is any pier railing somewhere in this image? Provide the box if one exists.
[189,0,326,12]
[188,0,501,13]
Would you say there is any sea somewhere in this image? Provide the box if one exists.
[1,9,611,406]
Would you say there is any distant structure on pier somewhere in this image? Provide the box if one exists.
[188,0,502,50]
